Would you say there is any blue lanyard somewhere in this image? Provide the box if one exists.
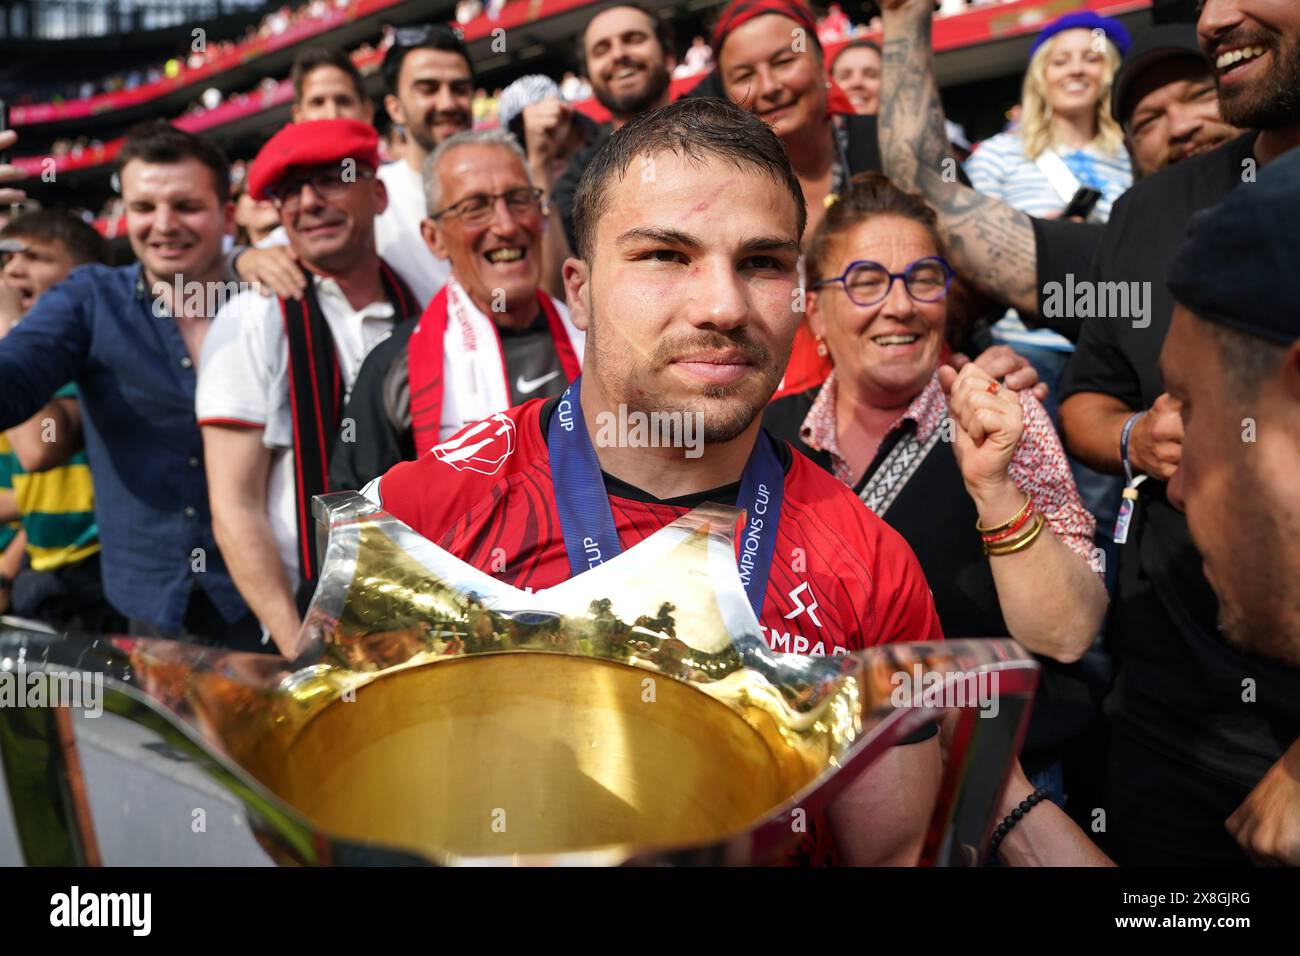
[547,375,784,620]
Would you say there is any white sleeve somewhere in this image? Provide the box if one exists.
[964,133,1013,200]
[196,291,275,428]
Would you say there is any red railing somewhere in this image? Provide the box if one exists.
[14,0,600,127]
[13,0,404,126]
[85,0,1153,235]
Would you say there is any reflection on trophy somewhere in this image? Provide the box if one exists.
[0,493,1037,866]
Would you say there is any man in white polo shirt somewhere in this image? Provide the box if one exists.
[233,31,474,305]
[197,119,422,655]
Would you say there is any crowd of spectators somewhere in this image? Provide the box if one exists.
[0,0,1297,870]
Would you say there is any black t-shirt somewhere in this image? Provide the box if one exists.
[1053,132,1259,407]
[1034,132,1300,863]
[554,125,612,254]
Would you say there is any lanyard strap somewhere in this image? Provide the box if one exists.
[547,376,784,619]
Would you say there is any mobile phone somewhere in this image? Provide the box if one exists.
[0,99,8,165]
[1062,186,1102,221]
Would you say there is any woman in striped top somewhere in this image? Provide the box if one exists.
[964,12,1133,396]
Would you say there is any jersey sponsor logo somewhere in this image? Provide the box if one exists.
[432,412,517,475]
[516,370,562,394]
[783,581,822,627]
[759,623,847,657]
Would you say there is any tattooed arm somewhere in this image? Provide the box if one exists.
[879,0,1040,314]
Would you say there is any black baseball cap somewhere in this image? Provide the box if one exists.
[1167,146,1300,345]
[1111,24,1210,127]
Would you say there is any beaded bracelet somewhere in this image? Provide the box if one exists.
[977,494,1029,538]
[974,492,1032,535]
[984,511,1046,556]
[981,507,1034,544]
[987,787,1050,860]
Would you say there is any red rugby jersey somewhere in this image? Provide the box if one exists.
[368,399,943,655]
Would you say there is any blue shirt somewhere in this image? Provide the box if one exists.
[0,264,249,631]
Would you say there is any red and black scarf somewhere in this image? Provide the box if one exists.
[281,259,419,581]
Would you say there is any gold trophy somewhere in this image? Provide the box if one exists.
[0,492,1037,865]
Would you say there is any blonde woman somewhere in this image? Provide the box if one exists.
[964,11,1133,417]
[967,12,1131,223]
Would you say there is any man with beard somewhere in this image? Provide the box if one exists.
[1116,24,1241,177]
[197,120,422,656]
[879,0,1300,863]
[330,129,583,491]
[0,122,257,646]
[1160,146,1300,865]
[363,98,947,865]
[549,4,676,257]
[376,24,476,304]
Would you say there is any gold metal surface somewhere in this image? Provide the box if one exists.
[1,492,1041,865]
[254,654,799,857]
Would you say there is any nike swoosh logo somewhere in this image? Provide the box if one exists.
[516,370,562,394]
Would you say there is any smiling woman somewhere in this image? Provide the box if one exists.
[711,0,888,396]
[764,173,1106,666]
[714,0,845,243]
[962,12,1133,417]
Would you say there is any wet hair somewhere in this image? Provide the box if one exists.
[571,97,805,261]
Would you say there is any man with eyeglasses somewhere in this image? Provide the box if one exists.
[234,29,475,306]
[196,119,422,655]
[330,128,583,492]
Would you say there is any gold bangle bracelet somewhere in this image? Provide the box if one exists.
[984,512,1046,556]
[986,512,1045,555]
[975,492,1033,535]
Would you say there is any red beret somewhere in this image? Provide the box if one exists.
[247,118,380,201]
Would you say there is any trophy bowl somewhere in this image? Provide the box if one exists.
[0,493,1038,866]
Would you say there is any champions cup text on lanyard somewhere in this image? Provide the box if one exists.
[548,376,785,620]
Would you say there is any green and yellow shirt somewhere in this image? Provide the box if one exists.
[0,384,99,571]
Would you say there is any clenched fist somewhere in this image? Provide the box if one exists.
[1128,392,1183,481]
[939,360,1024,506]
[521,98,575,189]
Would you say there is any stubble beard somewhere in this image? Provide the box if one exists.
[1217,33,1300,131]
[594,60,672,121]
[585,301,780,446]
